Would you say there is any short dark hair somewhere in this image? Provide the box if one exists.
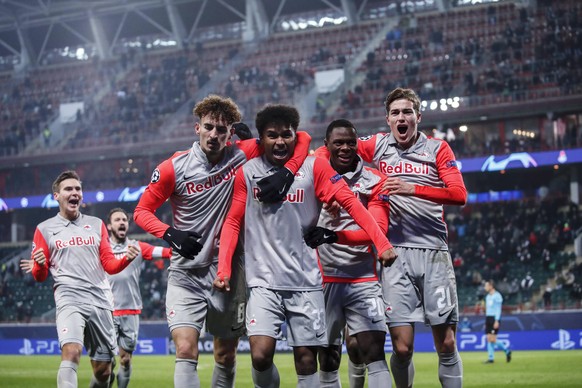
[325,118,357,140]
[384,87,421,115]
[255,104,300,136]
[486,279,495,288]
[193,94,241,124]
[107,208,129,224]
[52,170,81,194]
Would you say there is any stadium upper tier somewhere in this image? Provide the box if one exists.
[0,0,581,194]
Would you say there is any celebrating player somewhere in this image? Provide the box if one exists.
[214,105,397,388]
[105,208,172,387]
[22,207,173,388]
[363,88,466,388]
[483,280,511,364]
[133,95,311,388]
[306,119,395,388]
[30,170,139,388]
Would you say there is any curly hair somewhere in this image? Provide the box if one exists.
[52,170,81,193]
[255,104,300,136]
[193,94,241,124]
[384,87,421,115]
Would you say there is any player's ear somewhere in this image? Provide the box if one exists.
[194,122,201,135]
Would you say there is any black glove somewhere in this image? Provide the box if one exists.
[163,227,203,259]
[233,122,253,140]
[257,168,295,203]
[304,226,338,248]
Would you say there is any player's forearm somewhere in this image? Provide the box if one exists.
[335,187,392,253]
[134,205,170,238]
[284,131,312,173]
[101,254,132,274]
[414,184,467,205]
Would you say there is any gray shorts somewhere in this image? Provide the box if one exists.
[324,282,386,346]
[381,247,459,326]
[247,287,327,347]
[166,261,246,339]
[114,314,139,352]
[56,303,117,362]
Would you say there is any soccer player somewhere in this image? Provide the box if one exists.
[483,280,511,363]
[106,207,172,387]
[213,105,397,388]
[30,170,139,388]
[133,95,311,388]
[21,207,172,388]
[318,88,467,387]
[305,119,394,388]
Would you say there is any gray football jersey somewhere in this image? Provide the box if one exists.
[317,157,386,281]
[168,142,248,268]
[107,239,144,311]
[242,156,340,291]
[33,213,115,310]
[371,132,449,250]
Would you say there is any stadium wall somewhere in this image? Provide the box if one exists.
[1,312,581,355]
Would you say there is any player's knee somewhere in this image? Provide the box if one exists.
[439,335,457,354]
[392,342,414,360]
[120,353,132,368]
[93,363,113,382]
[293,347,318,375]
[251,349,274,371]
[174,341,197,359]
[318,347,341,371]
[215,349,236,368]
[61,343,82,363]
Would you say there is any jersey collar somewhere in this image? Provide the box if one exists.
[387,131,428,155]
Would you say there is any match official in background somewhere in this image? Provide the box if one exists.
[30,171,139,388]
[483,280,511,364]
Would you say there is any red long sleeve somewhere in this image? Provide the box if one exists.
[217,170,247,280]
[414,141,467,205]
[31,228,50,282]
[134,155,179,238]
[138,241,172,260]
[99,223,132,274]
[313,158,392,254]
[335,174,389,245]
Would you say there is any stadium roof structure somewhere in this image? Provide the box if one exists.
[0,0,404,67]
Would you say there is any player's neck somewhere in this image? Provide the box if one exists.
[110,235,126,244]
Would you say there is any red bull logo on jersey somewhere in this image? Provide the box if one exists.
[379,161,430,175]
[185,166,236,194]
[252,188,305,203]
[55,236,96,249]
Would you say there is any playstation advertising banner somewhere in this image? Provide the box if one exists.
[1,312,581,355]
[0,329,580,355]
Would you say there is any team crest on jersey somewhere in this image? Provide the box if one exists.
[83,224,92,230]
[294,171,305,180]
[359,135,373,141]
[330,174,342,184]
[446,160,458,168]
[151,168,160,183]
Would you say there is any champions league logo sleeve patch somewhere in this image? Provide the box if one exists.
[446,160,458,168]
[378,193,390,202]
[330,174,342,184]
[151,168,160,183]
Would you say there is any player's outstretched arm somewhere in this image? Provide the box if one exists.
[214,171,247,292]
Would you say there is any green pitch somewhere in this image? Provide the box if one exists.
[1,350,581,387]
